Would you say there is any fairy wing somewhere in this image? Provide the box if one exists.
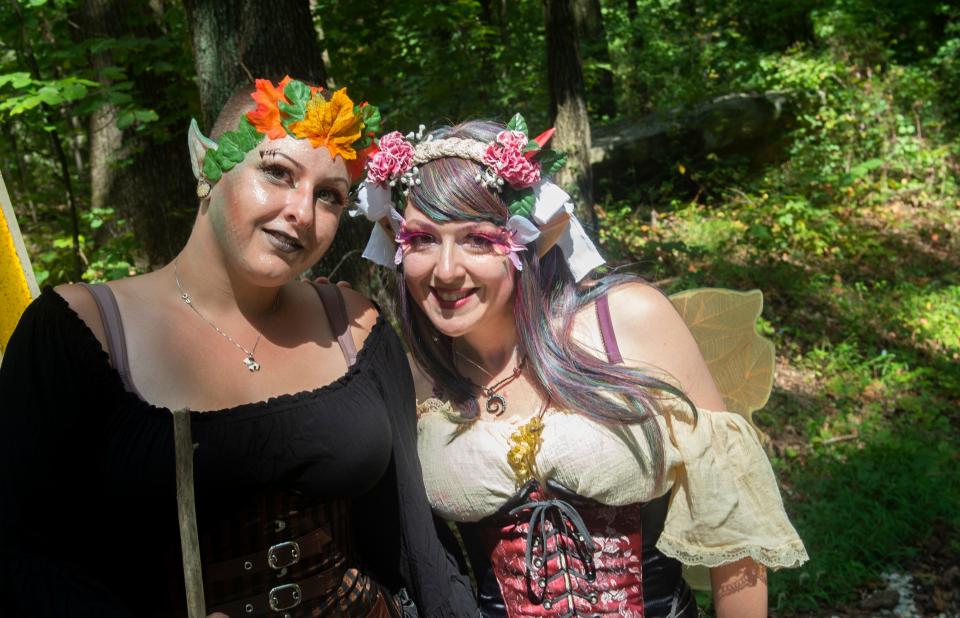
[668,288,776,592]
[669,288,775,430]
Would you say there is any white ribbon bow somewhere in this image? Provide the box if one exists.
[530,182,605,282]
[354,179,605,282]
[354,183,405,268]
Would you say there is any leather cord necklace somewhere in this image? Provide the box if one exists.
[456,349,526,416]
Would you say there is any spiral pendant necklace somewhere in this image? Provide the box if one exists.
[456,350,526,416]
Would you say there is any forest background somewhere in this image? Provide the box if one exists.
[1,0,958,615]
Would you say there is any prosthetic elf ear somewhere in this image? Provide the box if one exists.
[187,119,219,181]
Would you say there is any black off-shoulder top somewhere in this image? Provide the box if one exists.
[0,288,475,618]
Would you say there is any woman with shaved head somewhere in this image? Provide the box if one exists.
[0,78,476,618]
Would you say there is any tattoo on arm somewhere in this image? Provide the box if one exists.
[716,561,767,599]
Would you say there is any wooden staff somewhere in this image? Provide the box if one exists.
[173,408,206,617]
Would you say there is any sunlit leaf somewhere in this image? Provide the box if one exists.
[506,113,528,135]
[539,150,566,177]
[106,91,134,105]
[116,110,135,129]
[134,109,159,123]
[0,72,32,89]
[508,191,535,218]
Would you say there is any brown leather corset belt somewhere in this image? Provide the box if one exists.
[201,493,393,618]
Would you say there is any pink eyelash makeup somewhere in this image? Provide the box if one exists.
[472,231,510,253]
[493,229,528,270]
[395,228,428,246]
[394,224,435,265]
[394,223,529,270]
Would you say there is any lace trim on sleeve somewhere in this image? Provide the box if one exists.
[656,533,809,570]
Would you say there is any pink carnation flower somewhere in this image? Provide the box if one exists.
[366,131,415,185]
[482,130,541,189]
[495,130,528,151]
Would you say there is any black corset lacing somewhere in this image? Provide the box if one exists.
[458,479,698,618]
[509,495,599,613]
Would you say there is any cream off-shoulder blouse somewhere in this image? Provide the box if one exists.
[417,397,806,569]
[416,289,809,571]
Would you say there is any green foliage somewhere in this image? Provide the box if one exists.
[899,285,960,355]
[79,207,141,282]
[539,149,566,177]
[202,117,264,181]
[769,424,960,611]
[1,0,194,284]
[357,103,381,149]
[29,205,142,287]
[0,74,99,116]
[507,191,534,219]
[314,0,548,131]
[595,3,959,614]
[279,80,311,127]
[506,112,528,135]
[2,1,958,613]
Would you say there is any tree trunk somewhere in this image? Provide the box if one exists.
[622,0,648,111]
[478,0,500,94]
[493,0,508,45]
[544,0,597,234]
[183,0,327,129]
[80,0,124,215]
[78,0,196,269]
[573,0,615,119]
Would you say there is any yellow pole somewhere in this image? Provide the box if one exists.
[0,167,38,359]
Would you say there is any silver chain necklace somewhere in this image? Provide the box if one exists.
[173,260,280,373]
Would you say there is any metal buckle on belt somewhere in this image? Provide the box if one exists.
[269,583,302,611]
[268,540,301,570]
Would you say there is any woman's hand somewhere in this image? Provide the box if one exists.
[313,275,352,289]
[710,557,767,618]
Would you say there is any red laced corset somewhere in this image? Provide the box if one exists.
[484,486,644,618]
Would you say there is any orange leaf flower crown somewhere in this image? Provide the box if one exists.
[200,77,381,183]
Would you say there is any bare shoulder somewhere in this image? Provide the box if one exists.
[605,281,688,349]
[340,287,379,333]
[295,282,379,350]
[53,274,162,363]
[332,285,378,352]
[572,281,676,354]
[407,353,437,402]
[583,281,724,409]
[54,283,110,359]
[54,282,96,317]
[606,280,676,322]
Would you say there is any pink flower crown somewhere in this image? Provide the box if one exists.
[363,114,566,219]
[354,115,605,282]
